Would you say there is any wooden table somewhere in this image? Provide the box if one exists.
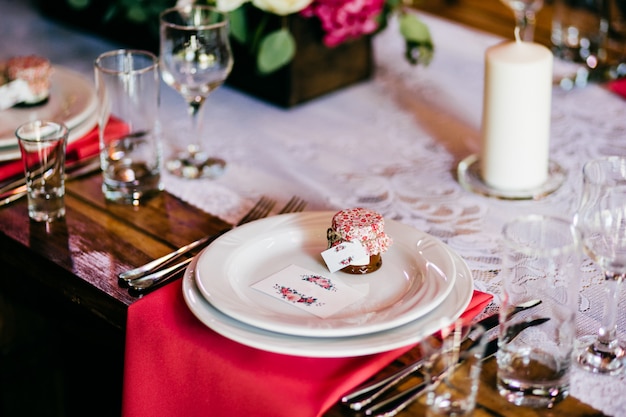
[0,1,612,416]
[0,173,227,416]
[0,163,607,417]
[416,0,555,47]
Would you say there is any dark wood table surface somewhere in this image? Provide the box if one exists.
[0,146,608,417]
[0,1,612,416]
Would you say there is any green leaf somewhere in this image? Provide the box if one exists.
[399,14,434,66]
[229,7,248,44]
[384,0,401,10]
[126,5,148,23]
[67,0,90,9]
[257,29,295,74]
[399,13,432,44]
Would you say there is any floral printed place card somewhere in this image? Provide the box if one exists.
[251,264,366,319]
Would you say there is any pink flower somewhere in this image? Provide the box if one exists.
[301,0,384,47]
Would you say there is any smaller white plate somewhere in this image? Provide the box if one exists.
[183,250,473,357]
[195,212,457,338]
[0,66,97,147]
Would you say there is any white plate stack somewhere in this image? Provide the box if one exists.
[182,212,474,358]
[0,66,98,161]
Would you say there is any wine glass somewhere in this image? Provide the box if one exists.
[159,6,233,179]
[500,0,544,42]
[574,156,626,375]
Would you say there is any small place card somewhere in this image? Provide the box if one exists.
[251,264,366,319]
[321,240,369,273]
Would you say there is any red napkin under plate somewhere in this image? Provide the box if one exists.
[122,278,492,417]
[608,77,626,99]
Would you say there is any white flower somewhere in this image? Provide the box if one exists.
[251,0,313,16]
[217,0,250,12]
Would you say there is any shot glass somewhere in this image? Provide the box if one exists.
[94,49,163,205]
[498,215,581,408]
[425,322,487,417]
[15,120,68,222]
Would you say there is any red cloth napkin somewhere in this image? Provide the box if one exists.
[0,116,128,182]
[608,78,626,99]
[122,279,492,417]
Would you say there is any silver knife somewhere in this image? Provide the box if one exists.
[341,298,542,410]
[0,158,101,207]
[361,318,550,417]
[362,338,499,417]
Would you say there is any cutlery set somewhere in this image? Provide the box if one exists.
[120,196,307,294]
[0,155,101,207]
[0,163,308,295]
[341,299,547,417]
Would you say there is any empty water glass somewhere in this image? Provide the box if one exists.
[15,120,68,222]
[498,215,581,408]
[425,322,487,417]
[94,49,163,205]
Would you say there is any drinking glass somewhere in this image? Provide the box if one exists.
[94,49,163,205]
[500,0,545,42]
[498,215,580,408]
[574,156,626,375]
[426,323,487,417]
[15,120,68,222]
[159,5,233,179]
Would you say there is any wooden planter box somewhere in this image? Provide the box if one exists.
[36,0,374,108]
[228,14,374,107]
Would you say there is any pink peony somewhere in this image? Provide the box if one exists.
[301,0,385,47]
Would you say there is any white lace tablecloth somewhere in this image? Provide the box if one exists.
[3,0,626,414]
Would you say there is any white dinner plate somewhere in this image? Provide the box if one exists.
[0,66,97,147]
[183,248,473,357]
[195,212,457,338]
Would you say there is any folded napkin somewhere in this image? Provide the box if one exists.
[0,116,127,183]
[608,78,626,99]
[122,280,493,417]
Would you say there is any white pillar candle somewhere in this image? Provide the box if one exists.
[480,39,553,191]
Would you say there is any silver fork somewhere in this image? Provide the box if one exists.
[120,196,276,283]
[278,195,307,214]
[126,196,307,292]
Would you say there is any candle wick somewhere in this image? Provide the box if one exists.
[514,26,521,43]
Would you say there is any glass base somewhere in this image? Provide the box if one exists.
[457,154,566,200]
[166,150,226,179]
[575,335,626,375]
[498,380,568,409]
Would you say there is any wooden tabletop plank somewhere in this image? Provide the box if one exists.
[0,172,228,330]
[416,0,555,47]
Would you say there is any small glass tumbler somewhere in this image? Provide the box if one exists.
[15,120,68,222]
[94,49,163,205]
[498,215,581,408]
[426,322,487,417]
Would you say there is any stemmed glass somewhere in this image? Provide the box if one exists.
[500,0,544,42]
[159,6,233,179]
[574,156,626,375]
